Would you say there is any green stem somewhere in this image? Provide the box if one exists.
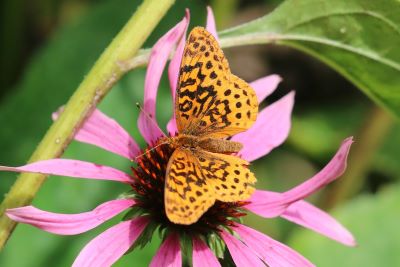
[123,30,274,70]
[121,33,311,70]
[0,0,175,250]
[322,106,394,209]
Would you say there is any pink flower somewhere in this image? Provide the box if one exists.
[0,8,355,267]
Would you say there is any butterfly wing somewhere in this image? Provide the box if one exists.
[194,150,256,202]
[165,148,215,225]
[175,27,258,138]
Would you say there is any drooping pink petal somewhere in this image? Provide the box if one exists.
[138,15,188,144]
[250,74,282,103]
[206,6,219,41]
[138,109,166,146]
[234,224,314,267]
[0,159,133,183]
[168,9,190,100]
[6,199,135,235]
[192,236,221,267]
[220,230,265,267]
[53,108,140,160]
[72,216,149,267]
[246,137,353,217]
[233,91,294,162]
[282,200,356,246]
[150,232,181,267]
[245,190,288,218]
[279,137,353,203]
[167,10,190,136]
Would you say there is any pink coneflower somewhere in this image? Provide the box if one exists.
[1,8,355,267]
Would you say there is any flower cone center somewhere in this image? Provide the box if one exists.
[130,138,248,236]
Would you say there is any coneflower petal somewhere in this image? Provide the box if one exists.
[192,236,221,267]
[251,74,282,103]
[233,91,294,162]
[0,159,133,183]
[53,108,140,159]
[150,232,181,267]
[246,137,353,217]
[282,200,356,246]
[72,217,149,267]
[220,230,265,267]
[234,224,315,267]
[206,6,219,41]
[167,10,191,136]
[6,199,135,235]
[138,15,188,144]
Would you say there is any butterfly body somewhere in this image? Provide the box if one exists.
[162,135,243,154]
[164,27,259,225]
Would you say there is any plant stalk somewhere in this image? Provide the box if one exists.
[0,0,175,250]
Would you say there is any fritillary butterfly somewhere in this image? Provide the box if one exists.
[161,26,258,225]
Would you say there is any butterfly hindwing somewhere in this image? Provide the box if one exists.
[175,27,258,138]
[194,150,256,202]
[165,148,215,225]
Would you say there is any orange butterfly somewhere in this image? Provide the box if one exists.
[161,27,258,225]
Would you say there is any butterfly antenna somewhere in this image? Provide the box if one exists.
[134,140,170,161]
[136,102,153,120]
[136,102,167,137]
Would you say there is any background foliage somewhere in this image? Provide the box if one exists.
[0,0,399,266]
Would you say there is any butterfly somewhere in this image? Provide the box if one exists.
[161,26,258,225]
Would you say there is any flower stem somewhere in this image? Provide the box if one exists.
[0,0,175,250]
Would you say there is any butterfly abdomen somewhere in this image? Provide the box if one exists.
[198,137,242,153]
[173,134,242,154]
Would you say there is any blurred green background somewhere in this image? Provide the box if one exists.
[1,0,399,266]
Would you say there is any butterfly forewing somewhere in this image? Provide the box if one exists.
[165,148,215,225]
[175,27,258,138]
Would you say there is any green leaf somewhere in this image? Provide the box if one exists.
[289,184,400,266]
[219,0,400,118]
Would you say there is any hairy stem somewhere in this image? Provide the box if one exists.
[0,0,175,250]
